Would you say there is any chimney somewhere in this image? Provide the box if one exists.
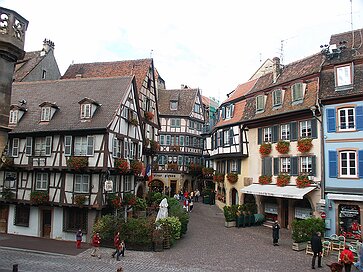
[272,57,281,83]
[41,39,55,55]
[181,84,185,89]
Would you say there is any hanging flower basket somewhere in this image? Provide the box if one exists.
[144,111,154,121]
[74,194,87,207]
[276,174,290,187]
[227,173,238,184]
[259,143,272,156]
[130,160,143,175]
[202,167,214,177]
[30,191,49,205]
[129,118,139,126]
[167,163,178,171]
[150,140,160,152]
[213,173,224,182]
[258,175,272,185]
[297,138,313,153]
[115,158,129,174]
[67,156,88,171]
[123,192,136,206]
[296,175,311,188]
[189,163,202,175]
[1,189,15,200]
[276,141,290,154]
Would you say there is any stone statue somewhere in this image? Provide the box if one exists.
[155,198,168,222]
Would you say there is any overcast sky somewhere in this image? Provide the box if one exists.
[2,0,363,103]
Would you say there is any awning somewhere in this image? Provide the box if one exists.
[327,193,363,202]
[240,184,316,199]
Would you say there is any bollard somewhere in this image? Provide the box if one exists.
[13,264,18,272]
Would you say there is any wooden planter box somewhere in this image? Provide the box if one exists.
[224,221,236,228]
[292,242,308,251]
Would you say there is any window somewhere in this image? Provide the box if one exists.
[225,104,234,119]
[160,135,165,145]
[34,136,52,156]
[170,101,178,110]
[263,127,272,143]
[41,107,51,121]
[42,69,46,80]
[186,136,190,146]
[74,174,90,193]
[63,207,87,232]
[281,157,291,173]
[180,136,184,146]
[338,108,355,131]
[122,107,128,118]
[112,137,122,158]
[194,103,200,113]
[64,136,72,156]
[80,104,91,118]
[166,135,171,145]
[74,136,94,156]
[170,118,181,128]
[12,138,19,157]
[123,176,131,192]
[280,124,290,141]
[25,137,32,156]
[158,155,166,165]
[189,120,195,130]
[300,156,312,174]
[272,89,282,106]
[299,120,312,138]
[292,83,304,102]
[36,172,48,190]
[340,151,357,177]
[256,95,265,111]
[14,205,30,227]
[4,172,16,188]
[231,160,237,172]
[178,155,183,165]
[9,110,18,124]
[223,130,229,146]
[336,65,352,87]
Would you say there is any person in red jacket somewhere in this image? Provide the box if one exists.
[91,232,101,259]
[340,245,355,272]
[111,232,120,258]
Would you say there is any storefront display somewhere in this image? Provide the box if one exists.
[338,205,361,239]
[295,207,312,220]
[264,202,278,222]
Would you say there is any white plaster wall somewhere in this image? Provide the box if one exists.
[7,205,39,237]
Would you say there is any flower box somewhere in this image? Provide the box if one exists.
[74,194,87,207]
[276,141,290,154]
[213,173,224,183]
[258,175,272,185]
[167,163,178,171]
[297,138,313,153]
[123,193,136,206]
[170,145,180,152]
[1,189,15,200]
[188,163,202,175]
[202,167,214,177]
[129,118,139,126]
[150,140,160,152]
[276,174,290,187]
[144,111,154,121]
[227,173,238,184]
[30,191,49,205]
[130,160,143,175]
[259,143,272,156]
[296,175,311,188]
[115,159,129,174]
[67,156,88,171]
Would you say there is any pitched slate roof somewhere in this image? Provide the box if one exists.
[10,76,134,134]
[158,88,199,117]
[14,51,43,82]
[61,59,152,92]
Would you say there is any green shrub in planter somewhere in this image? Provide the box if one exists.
[133,197,147,211]
[291,217,325,243]
[167,197,189,235]
[92,214,123,241]
[158,216,182,241]
[223,205,238,222]
[120,217,154,246]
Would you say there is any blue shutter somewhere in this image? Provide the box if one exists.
[237,159,241,174]
[273,157,279,176]
[311,156,316,176]
[290,122,298,141]
[272,125,279,143]
[358,150,363,178]
[326,108,336,133]
[229,128,234,145]
[222,107,226,119]
[258,128,262,145]
[356,106,363,131]
[265,157,272,176]
[291,156,298,176]
[328,150,338,178]
[227,160,230,173]
[311,118,317,139]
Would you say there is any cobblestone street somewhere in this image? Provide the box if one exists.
[0,202,337,271]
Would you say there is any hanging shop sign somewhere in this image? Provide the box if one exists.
[295,207,312,219]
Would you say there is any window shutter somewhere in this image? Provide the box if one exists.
[311,156,317,176]
[272,125,279,143]
[258,128,262,145]
[231,104,234,116]
[112,137,118,158]
[87,136,94,156]
[229,129,234,145]
[237,159,241,174]
[311,118,317,139]
[273,157,279,176]
[262,157,272,176]
[358,150,363,178]
[356,106,363,131]
[222,107,226,119]
[328,150,338,178]
[290,156,298,176]
[227,160,230,173]
[326,108,336,133]
[45,136,52,156]
[64,136,72,156]
[290,122,298,141]
[25,137,32,156]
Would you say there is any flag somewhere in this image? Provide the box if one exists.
[145,164,152,181]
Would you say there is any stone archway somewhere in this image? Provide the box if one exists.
[231,188,238,205]
[148,179,164,193]
[183,180,191,193]
[135,182,146,198]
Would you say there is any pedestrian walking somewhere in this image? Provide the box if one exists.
[116,240,125,260]
[91,232,101,259]
[195,189,200,202]
[340,245,355,272]
[311,231,323,269]
[190,191,194,201]
[184,197,189,212]
[75,229,83,249]
[272,220,280,246]
[354,243,363,271]
[189,197,194,212]
[111,232,120,258]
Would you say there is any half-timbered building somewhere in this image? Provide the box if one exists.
[154,87,205,195]
[0,76,143,240]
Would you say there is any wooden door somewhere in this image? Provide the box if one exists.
[0,205,9,233]
[170,180,177,196]
[42,210,52,238]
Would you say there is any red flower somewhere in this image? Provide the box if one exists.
[276,175,290,187]
[130,160,143,175]
[259,143,272,156]
[258,175,272,185]
[227,173,238,184]
[115,159,129,174]
[144,111,154,121]
[275,141,290,154]
[297,138,313,153]
[296,175,311,188]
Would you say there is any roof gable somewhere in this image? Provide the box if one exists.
[158,88,199,116]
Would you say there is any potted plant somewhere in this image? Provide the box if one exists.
[276,174,290,187]
[130,160,143,175]
[213,173,224,183]
[66,156,88,171]
[144,111,154,121]
[258,175,272,185]
[150,140,160,152]
[129,118,138,126]
[123,192,136,206]
[30,191,49,205]
[1,188,15,200]
[297,138,313,153]
[291,218,325,251]
[296,175,311,188]
[202,167,214,178]
[115,159,129,174]
[227,173,238,184]
[223,205,238,227]
[74,194,87,207]
[133,197,147,218]
[259,143,272,156]
[167,163,178,171]
[276,141,290,154]
[152,228,164,252]
[188,163,202,175]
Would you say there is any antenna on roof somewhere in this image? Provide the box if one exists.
[350,0,354,48]
[150,49,153,58]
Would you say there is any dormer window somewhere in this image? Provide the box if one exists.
[291,83,305,102]
[81,104,91,118]
[9,104,27,125]
[78,97,101,119]
[170,101,178,110]
[256,95,265,112]
[335,64,352,88]
[194,103,200,113]
[9,110,18,124]
[39,102,58,122]
[225,104,234,119]
[272,89,282,107]
[41,107,51,121]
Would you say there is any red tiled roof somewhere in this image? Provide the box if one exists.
[215,100,246,128]
[224,79,258,104]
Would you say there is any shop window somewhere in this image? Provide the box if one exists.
[338,205,361,239]
[63,207,87,232]
[14,205,30,227]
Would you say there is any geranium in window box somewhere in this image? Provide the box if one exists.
[189,163,202,175]
[202,167,214,178]
[1,188,15,200]
[167,163,178,171]
[170,145,180,152]
[130,160,143,175]
[276,141,290,154]
[74,194,87,207]
[129,118,139,126]
[276,174,290,187]
[150,140,160,152]
[30,191,49,205]
[213,173,224,183]
[67,156,88,171]
[258,175,272,185]
[123,192,136,206]
[259,143,272,156]
[114,158,129,174]
[144,138,150,147]
[296,175,311,188]
[144,111,154,121]
[227,173,238,184]
[297,138,313,153]
[107,193,122,209]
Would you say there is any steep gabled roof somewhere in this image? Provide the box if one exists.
[14,51,44,82]
[158,88,199,117]
[61,58,153,92]
[224,79,258,104]
[10,76,134,134]
[330,28,363,56]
